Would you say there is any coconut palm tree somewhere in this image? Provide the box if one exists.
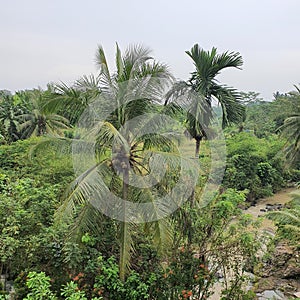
[166,44,245,157]
[0,94,21,142]
[56,44,189,281]
[280,114,300,165]
[278,85,300,167]
[0,91,32,142]
[17,90,70,138]
[43,75,102,125]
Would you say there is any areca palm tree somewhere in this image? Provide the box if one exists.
[56,44,190,280]
[166,44,245,157]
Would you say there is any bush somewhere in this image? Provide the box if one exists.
[223,133,287,201]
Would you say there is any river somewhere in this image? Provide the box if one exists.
[208,187,299,300]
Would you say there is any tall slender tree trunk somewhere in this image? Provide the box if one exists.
[187,189,194,249]
[195,136,202,158]
[188,136,203,248]
[119,167,129,282]
[188,136,202,248]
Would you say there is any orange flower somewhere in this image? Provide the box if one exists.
[78,272,84,277]
[187,290,192,296]
[169,269,173,275]
[73,276,79,281]
[199,264,205,268]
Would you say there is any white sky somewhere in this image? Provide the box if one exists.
[1,0,300,100]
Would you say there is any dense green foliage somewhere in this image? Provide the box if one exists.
[223,133,287,201]
[0,139,74,281]
[0,44,299,299]
[267,191,300,244]
[222,89,300,201]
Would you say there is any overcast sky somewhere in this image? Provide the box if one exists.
[1,0,299,100]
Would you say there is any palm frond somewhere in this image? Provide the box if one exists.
[115,43,124,80]
[283,224,300,235]
[278,114,300,165]
[266,210,300,226]
[95,45,112,85]
[66,203,107,239]
[213,85,246,127]
[143,218,173,254]
[74,74,101,96]
[213,50,243,72]
[186,44,243,82]
[164,80,192,105]
[55,161,109,220]
[29,136,72,159]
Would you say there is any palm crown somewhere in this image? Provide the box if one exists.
[166,44,245,157]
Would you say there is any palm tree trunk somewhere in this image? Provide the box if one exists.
[195,136,202,158]
[119,167,129,282]
[187,190,194,248]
